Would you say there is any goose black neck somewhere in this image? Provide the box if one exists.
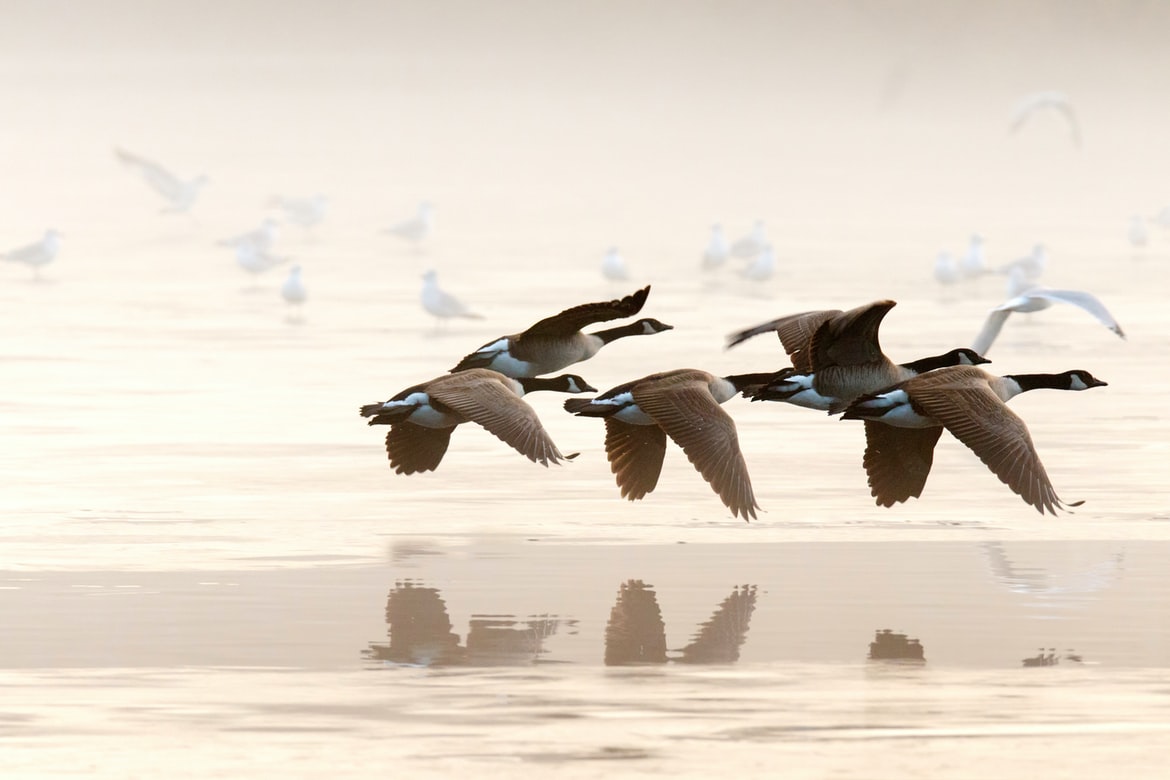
[594,321,647,343]
[1004,372,1071,392]
[724,372,777,391]
[517,375,573,393]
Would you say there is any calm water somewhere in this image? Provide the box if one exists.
[3,3,1170,777]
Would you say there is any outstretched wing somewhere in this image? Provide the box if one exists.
[860,421,945,507]
[603,418,668,500]
[430,376,564,466]
[522,286,650,338]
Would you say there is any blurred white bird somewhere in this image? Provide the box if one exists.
[602,247,630,281]
[115,148,207,213]
[960,233,988,278]
[933,250,961,287]
[730,220,767,259]
[1151,206,1170,229]
[998,243,1047,283]
[2,229,61,280]
[1128,215,1148,249]
[271,194,328,230]
[235,243,290,276]
[219,217,280,253]
[421,269,483,327]
[281,265,306,306]
[739,244,775,281]
[1009,91,1081,147]
[383,201,434,246]
[701,223,729,270]
[972,285,1125,354]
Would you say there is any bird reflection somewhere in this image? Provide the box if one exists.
[1022,647,1084,667]
[868,628,926,662]
[981,542,1125,598]
[363,580,574,667]
[604,579,758,666]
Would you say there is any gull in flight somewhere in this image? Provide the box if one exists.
[701,223,729,270]
[972,285,1125,355]
[382,201,434,246]
[271,194,328,230]
[2,229,61,280]
[114,148,207,213]
[219,217,280,253]
[1009,91,1081,148]
[421,269,483,328]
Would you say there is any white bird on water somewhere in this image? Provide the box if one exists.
[739,243,776,281]
[999,243,1047,283]
[281,265,306,306]
[115,148,207,213]
[2,229,61,280]
[382,201,434,246]
[730,220,767,259]
[219,217,280,253]
[1009,90,1081,148]
[960,234,988,278]
[602,247,630,281]
[972,285,1125,355]
[235,243,290,277]
[271,194,328,230]
[1128,215,1148,249]
[701,223,729,270]
[933,250,961,287]
[421,269,483,328]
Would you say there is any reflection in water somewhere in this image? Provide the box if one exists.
[982,542,1126,598]
[1022,648,1086,667]
[604,580,758,666]
[868,629,926,662]
[364,580,574,667]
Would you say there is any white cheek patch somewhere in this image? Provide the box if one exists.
[1069,376,1088,390]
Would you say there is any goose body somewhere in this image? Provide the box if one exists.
[2,229,61,278]
[360,369,595,474]
[421,269,483,324]
[841,366,1107,514]
[972,286,1125,355]
[564,369,772,521]
[728,300,988,412]
[450,286,671,378]
[115,148,207,213]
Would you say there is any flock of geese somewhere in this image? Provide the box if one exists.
[359,287,1109,521]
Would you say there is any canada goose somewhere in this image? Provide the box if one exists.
[841,366,1107,514]
[602,247,630,281]
[114,148,207,213]
[971,286,1125,355]
[450,285,672,377]
[564,369,773,521]
[421,269,483,326]
[727,300,988,412]
[2,229,61,280]
[701,223,729,270]
[1009,90,1081,148]
[360,369,595,474]
[383,201,434,245]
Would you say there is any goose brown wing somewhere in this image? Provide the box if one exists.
[861,421,944,506]
[522,286,650,338]
[910,381,1072,515]
[726,309,840,371]
[430,375,564,466]
[809,300,896,370]
[385,423,454,474]
[633,374,759,520]
[604,418,668,500]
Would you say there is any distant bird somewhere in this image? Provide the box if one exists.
[933,251,961,287]
[421,269,483,326]
[727,300,988,413]
[281,265,306,306]
[960,234,987,278]
[114,148,207,213]
[841,366,1107,514]
[730,220,767,259]
[219,217,280,253]
[1151,206,1170,229]
[1009,90,1081,147]
[382,201,434,246]
[602,247,630,281]
[564,368,774,521]
[450,285,672,377]
[971,286,1125,355]
[235,243,290,276]
[739,244,776,281]
[1128,215,1149,249]
[998,243,1047,284]
[701,223,730,270]
[1,229,61,279]
[271,194,328,229]
[359,368,595,473]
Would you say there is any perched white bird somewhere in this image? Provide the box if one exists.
[972,286,1125,354]
[933,251,961,287]
[281,265,306,306]
[1009,91,1081,147]
[701,223,729,270]
[382,201,434,246]
[2,229,61,279]
[999,243,1047,284]
[1151,206,1170,229]
[421,269,483,326]
[235,243,290,276]
[115,148,207,213]
[602,247,630,281]
[1128,215,1148,249]
[271,194,328,229]
[219,217,280,253]
[739,244,775,281]
[960,234,987,278]
[730,220,767,259]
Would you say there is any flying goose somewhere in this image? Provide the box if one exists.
[114,148,207,213]
[971,286,1125,355]
[2,229,61,279]
[449,286,672,378]
[421,269,483,326]
[840,366,1107,514]
[360,369,595,474]
[727,300,988,412]
[564,369,773,521]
